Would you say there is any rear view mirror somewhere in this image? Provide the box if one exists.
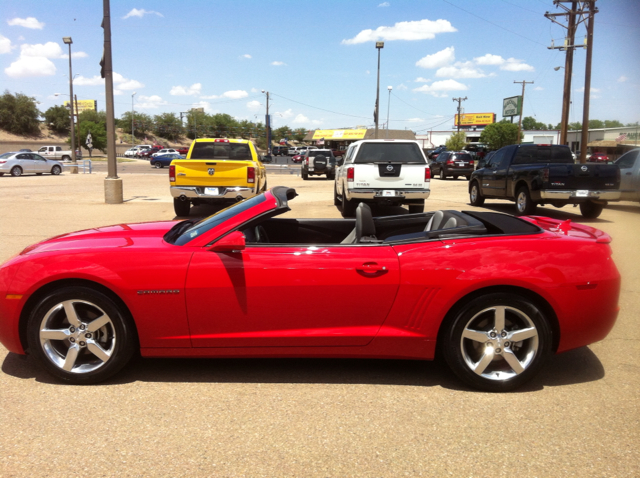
[210,230,246,252]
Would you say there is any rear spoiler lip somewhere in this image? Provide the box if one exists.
[525,215,612,244]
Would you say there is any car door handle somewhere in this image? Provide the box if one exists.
[357,262,387,273]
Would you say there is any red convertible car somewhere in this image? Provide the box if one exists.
[0,187,620,391]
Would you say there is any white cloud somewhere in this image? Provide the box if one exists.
[136,95,167,109]
[277,109,294,119]
[242,54,252,59]
[251,88,259,93]
[378,2,390,6]
[271,61,286,66]
[436,61,487,78]
[170,83,202,96]
[123,9,163,19]
[113,72,143,90]
[416,46,455,69]
[74,75,105,86]
[415,77,431,83]
[575,86,600,99]
[534,86,544,91]
[7,17,45,29]
[20,42,63,58]
[342,19,456,44]
[396,83,408,90]
[500,58,534,72]
[406,118,425,123]
[292,114,322,126]
[618,75,628,83]
[247,100,262,111]
[0,35,13,54]
[412,79,468,97]
[5,55,56,78]
[201,90,249,100]
[62,51,89,59]
[474,54,504,66]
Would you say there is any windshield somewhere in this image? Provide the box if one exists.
[354,142,426,164]
[0,152,14,159]
[191,142,252,160]
[171,194,266,246]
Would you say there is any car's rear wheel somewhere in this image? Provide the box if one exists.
[442,292,552,392]
[11,166,22,177]
[341,195,358,217]
[51,165,62,175]
[408,202,424,214]
[154,162,163,169]
[440,169,446,180]
[173,198,191,217]
[515,186,536,216]
[469,181,485,206]
[334,183,341,206]
[453,175,459,180]
[27,286,137,385]
[579,200,604,219]
[301,171,308,180]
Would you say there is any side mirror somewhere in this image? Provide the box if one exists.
[209,230,246,253]
[337,158,344,166]
[477,159,486,169]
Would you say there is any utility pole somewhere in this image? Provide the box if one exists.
[261,90,271,154]
[452,97,467,133]
[374,42,384,139]
[579,1,597,163]
[514,81,533,143]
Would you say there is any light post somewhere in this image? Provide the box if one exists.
[374,42,384,139]
[62,36,78,173]
[131,91,136,144]
[386,86,392,138]
[261,90,271,155]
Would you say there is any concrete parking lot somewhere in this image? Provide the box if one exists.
[0,164,638,477]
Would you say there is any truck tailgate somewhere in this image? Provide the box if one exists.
[173,160,254,187]
[353,163,428,189]
[548,163,619,190]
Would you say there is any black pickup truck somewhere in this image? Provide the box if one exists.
[469,144,620,218]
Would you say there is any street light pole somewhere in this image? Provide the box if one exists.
[131,91,136,144]
[261,90,271,154]
[386,86,392,139]
[374,42,384,139]
[62,37,78,173]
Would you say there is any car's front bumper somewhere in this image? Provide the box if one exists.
[539,190,621,201]
[171,186,256,200]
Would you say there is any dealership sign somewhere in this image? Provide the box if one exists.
[64,99,98,113]
[503,96,522,117]
[312,129,367,140]
[454,113,496,126]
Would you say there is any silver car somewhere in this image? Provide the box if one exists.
[0,152,64,177]
[615,148,640,202]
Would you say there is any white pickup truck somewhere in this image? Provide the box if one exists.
[37,145,80,161]
[334,139,431,216]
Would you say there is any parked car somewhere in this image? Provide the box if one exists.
[125,145,151,158]
[291,154,304,163]
[150,153,184,169]
[272,146,289,156]
[152,148,179,158]
[301,149,336,180]
[0,152,63,177]
[138,147,163,159]
[588,152,609,163]
[37,145,79,161]
[0,186,621,392]
[430,151,474,180]
[176,146,190,156]
[428,145,447,160]
[613,148,640,202]
[288,146,300,156]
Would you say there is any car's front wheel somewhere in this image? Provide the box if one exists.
[154,162,163,169]
[173,198,191,217]
[27,286,137,384]
[10,166,22,177]
[51,165,62,175]
[469,181,485,206]
[442,292,552,392]
[515,186,536,216]
[440,169,446,180]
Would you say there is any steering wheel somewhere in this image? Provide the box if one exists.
[255,225,269,243]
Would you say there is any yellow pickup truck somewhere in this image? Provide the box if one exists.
[169,138,267,216]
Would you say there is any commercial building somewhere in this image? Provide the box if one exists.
[303,128,416,151]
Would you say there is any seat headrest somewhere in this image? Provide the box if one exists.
[356,203,376,240]
[425,210,444,231]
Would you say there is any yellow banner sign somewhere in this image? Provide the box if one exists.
[455,113,495,126]
[312,129,367,140]
[64,99,97,113]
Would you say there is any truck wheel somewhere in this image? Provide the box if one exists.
[327,173,335,180]
[301,171,308,180]
[408,202,424,214]
[469,181,485,206]
[11,166,22,177]
[440,169,446,180]
[579,200,604,219]
[261,180,268,193]
[515,187,536,216]
[453,175,459,180]
[51,165,62,175]
[466,175,471,181]
[173,198,191,217]
[334,183,341,206]
[61,155,70,162]
[341,196,358,218]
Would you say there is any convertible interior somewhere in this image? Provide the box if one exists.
[241,203,542,246]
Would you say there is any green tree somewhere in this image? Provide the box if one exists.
[292,128,307,142]
[153,112,184,141]
[480,122,520,150]
[78,109,107,124]
[0,90,41,136]
[568,121,582,131]
[43,105,70,135]
[522,116,548,130]
[77,121,107,154]
[120,111,153,138]
[603,120,624,128]
[445,131,467,151]
[588,119,604,129]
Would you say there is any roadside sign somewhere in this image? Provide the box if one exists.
[503,96,522,117]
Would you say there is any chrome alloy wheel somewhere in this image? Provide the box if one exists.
[516,191,527,214]
[470,185,479,203]
[39,299,116,374]
[459,305,539,381]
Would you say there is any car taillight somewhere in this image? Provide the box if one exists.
[542,167,549,183]
[347,167,354,182]
[447,159,454,164]
[247,167,255,184]
[425,167,431,181]
[0,161,5,164]
[169,165,176,182]
[305,159,309,166]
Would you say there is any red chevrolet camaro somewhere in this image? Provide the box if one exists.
[0,187,620,391]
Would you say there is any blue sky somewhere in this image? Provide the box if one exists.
[1,0,639,133]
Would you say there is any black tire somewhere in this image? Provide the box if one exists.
[453,175,459,180]
[465,175,471,181]
[36,173,43,175]
[173,198,191,217]
[334,182,341,206]
[27,286,137,384]
[515,186,536,216]
[11,166,22,177]
[51,165,62,175]
[408,202,424,214]
[327,173,335,180]
[154,162,163,169]
[469,181,485,206]
[301,171,308,180]
[440,169,446,180]
[579,200,604,219]
[0,173,4,176]
[261,179,268,193]
[341,195,358,217]
[442,292,552,392]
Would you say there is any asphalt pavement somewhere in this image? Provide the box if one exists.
[0,164,638,477]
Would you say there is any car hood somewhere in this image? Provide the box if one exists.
[20,220,179,255]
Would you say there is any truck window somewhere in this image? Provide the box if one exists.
[615,150,638,169]
[56,147,62,151]
[512,145,573,164]
[354,143,426,164]
[190,143,251,160]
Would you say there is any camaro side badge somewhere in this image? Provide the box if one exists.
[137,290,181,295]
[208,168,215,175]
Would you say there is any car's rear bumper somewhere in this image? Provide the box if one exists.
[348,188,431,201]
[171,186,257,200]
[539,190,621,201]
